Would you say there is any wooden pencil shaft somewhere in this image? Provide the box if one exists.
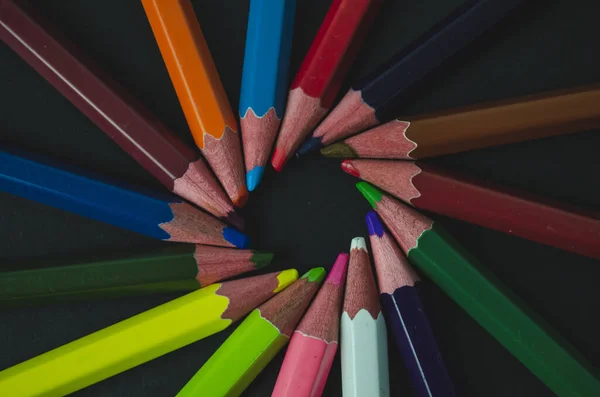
[406,84,600,159]
[407,223,600,397]
[356,0,525,121]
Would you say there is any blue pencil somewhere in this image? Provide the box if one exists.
[367,211,456,397]
[239,0,296,191]
[0,149,249,248]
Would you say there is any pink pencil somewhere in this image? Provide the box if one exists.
[272,253,348,397]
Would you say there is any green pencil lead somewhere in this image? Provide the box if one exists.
[250,251,275,268]
[356,182,382,209]
[301,267,326,283]
[320,143,357,158]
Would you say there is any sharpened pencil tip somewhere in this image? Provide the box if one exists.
[223,227,251,249]
[351,237,368,251]
[341,160,360,177]
[250,251,275,268]
[225,211,245,231]
[366,211,385,237]
[296,137,323,156]
[301,267,326,283]
[246,166,264,192]
[356,182,382,208]
[327,253,349,285]
[320,143,357,158]
[271,149,287,172]
[233,188,249,208]
[275,269,299,292]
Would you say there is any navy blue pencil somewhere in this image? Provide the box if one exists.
[367,211,455,397]
[301,0,526,153]
[0,148,249,248]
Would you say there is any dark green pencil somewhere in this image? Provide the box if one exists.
[0,245,273,306]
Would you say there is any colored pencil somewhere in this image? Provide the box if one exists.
[141,0,248,207]
[345,160,600,259]
[0,245,274,307]
[177,267,325,397]
[0,149,249,247]
[0,0,242,229]
[341,237,389,397]
[0,270,298,397]
[321,85,600,159]
[240,0,296,191]
[272,253,348,397]
[270,0,383,171]
[367,213,455,397]
[303,0,526,152]
[357,183,600,397]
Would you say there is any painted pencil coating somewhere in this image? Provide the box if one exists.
[310,0,526,150]
[177,268,324,397]
[367,212,455,397]
[359,186,600,397]
[0,245,273,306]
[0,149,249,247]
[322,85,600,159]
[271,0,382,171]
[272,254,348,397]
[0,270,298,397]
[240,0,296,191]
[0,0,241,227]
[342,237,389,397]
[350,160,600,259]
[141,0,247,207]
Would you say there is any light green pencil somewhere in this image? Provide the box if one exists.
[176,267,325,397]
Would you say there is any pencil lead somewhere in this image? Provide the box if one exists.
[233,188,249,208]
[222,227,251,249]
[246,166,264,192]
[296,137,323,156]
[271,149,287,172]
[224,210,245,231]
[366,211,385,237]
[327,253,349,285]
[356,182,382,209]
[341,160,360,177]
[301,267,326,283]
[320,143,357,158]
[250,251,275,269]
[276,269,300,292]
[350,236,368,251]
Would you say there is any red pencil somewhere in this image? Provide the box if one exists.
[344,159,600,259]
[271,0,382,172]
[0,0,242,229]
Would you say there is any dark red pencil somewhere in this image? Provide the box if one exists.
[344,159,600,259]
[0,0,242,229]
[271,0,382,172]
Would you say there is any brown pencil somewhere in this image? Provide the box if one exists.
[321,84,600,159]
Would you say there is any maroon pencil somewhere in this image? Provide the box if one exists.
[0,0,242,229]
[344,159,600,259]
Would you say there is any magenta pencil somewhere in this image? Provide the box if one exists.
[272,253,348,397]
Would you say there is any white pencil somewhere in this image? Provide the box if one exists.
[341,237,390,397]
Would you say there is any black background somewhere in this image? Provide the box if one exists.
[1,0,599,396]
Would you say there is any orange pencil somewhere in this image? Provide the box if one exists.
[141,0,248,207]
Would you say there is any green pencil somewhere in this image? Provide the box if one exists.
[0,245,273,306]
[357,182,600,397]
[176,267,325,397]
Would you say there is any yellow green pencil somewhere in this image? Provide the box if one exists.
[0,269,298,397]
[176,267,326,397]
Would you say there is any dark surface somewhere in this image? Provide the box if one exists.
[0,0,598,396]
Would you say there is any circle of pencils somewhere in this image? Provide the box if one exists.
[1,0,599,395]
